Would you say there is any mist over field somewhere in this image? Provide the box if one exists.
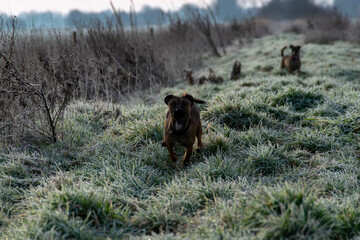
[1,0,360,239]
[0,0,359,28]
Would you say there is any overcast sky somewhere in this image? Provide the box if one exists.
[0,0,334,15]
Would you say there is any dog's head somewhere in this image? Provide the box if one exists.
[290,45,301,59]
[164,94,194,120]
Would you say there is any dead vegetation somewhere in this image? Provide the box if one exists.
[198,75,207,85]
[231,60,242,80]
[2,1,358,145]
[0,20,76,143]
[183,69,194,85]
[304,9,351,44]
[185,7,223,58]
[208,68,224,84]
[283,8,360,44]
[0,10,272,144]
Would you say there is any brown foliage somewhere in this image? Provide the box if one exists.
[0,10,272,145]
[208,68,224,84]
[183,69,194,85]
[304,9,350,44]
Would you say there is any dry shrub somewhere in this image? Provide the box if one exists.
[348,20,360,44]
[0,19,77,143]
[304,10,350,44]
[225,17,270,44]
[0,17,176,144]
[280,10,360,45]
[78,21,170,100]
[152,16,207,76]
[259,0,328,20]
[283,20,308,34]
[0,11,273,144]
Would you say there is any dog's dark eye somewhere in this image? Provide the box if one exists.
[171,102,176,107]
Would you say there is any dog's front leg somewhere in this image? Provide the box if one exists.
[183,146,193,167]
[196,127,203,153]
[166,144,178,162]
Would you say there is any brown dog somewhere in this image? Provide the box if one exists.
[161,93,206,166]
[281,45,301,75]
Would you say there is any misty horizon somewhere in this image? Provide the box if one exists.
[0,0,358,29]
[0,0,336,16]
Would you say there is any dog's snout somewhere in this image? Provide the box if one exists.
[174,108,185,118]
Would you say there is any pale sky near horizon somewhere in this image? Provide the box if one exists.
[0,0,334,15]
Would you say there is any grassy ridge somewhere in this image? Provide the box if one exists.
[1,34,360,239]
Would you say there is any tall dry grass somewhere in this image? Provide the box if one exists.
[0,12,271,144]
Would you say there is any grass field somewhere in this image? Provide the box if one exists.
[1,33,360,239]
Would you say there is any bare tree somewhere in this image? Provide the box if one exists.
[207,6,226,55]
[186,7,221,58]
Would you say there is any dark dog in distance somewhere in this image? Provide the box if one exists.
[281,45,301,75]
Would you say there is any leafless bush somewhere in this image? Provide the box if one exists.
[183,69,194,85]
[208,68,224,83]
[259,0,328,20]
[278,8,359,45]
[77,21,169,100]
[0,9,273,145]
[186,8,221,57]
[225,17,270,44]
[0,19,77,143]
[347,20,360,44]
[304,10,350,44]
[283,20,307,34]
[152,16,206,77]
[198,75,207,85]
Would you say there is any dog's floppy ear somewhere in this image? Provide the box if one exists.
[184,94,194,106]
[297,45,301,49]
[164,95,174,105]
[290,45,294,49]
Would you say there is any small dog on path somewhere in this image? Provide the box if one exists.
[281,45,301,75]
[161,92,206,166]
